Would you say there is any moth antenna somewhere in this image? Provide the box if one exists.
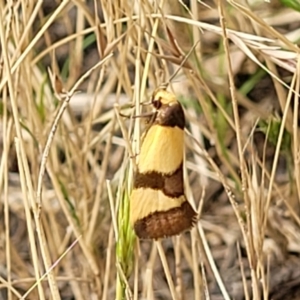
[160,39,201,89]
[119,111,155,120]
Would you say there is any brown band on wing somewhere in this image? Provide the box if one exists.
[155,102,185,129]
[133,200,197,239]
[134,163,184,198]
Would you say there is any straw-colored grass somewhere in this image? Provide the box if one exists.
[1,0,300,299]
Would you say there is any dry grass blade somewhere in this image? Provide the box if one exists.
[156,241,179,300]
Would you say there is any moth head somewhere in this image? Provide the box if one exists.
[151,89,177,110]
[150,89,185,128]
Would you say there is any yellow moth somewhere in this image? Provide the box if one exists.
[130,89,197,239]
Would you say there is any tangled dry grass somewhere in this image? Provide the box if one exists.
[1,0,300,299]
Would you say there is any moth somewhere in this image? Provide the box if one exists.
[130,89,197,239]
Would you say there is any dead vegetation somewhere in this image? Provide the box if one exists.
[1,0,300,299]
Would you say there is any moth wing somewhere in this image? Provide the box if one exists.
[138,125,184,174]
